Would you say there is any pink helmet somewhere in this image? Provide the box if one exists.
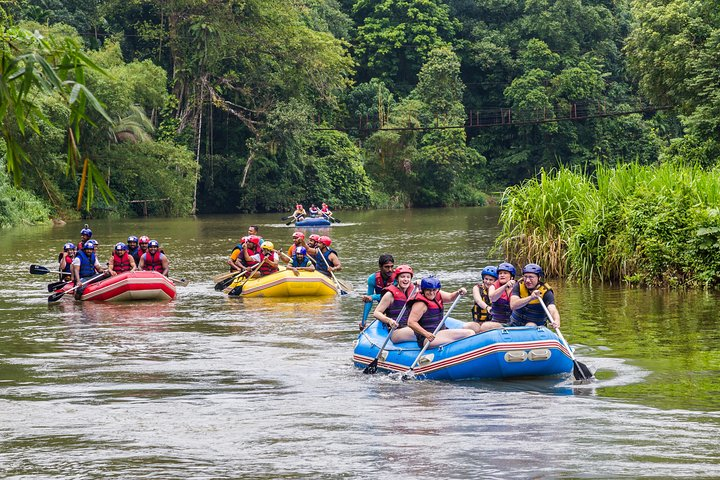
[247,235,261,245]
[139,235,150,244]
[318,236,332,247]
[292,232,305,240]
[309,234,320,242]
[395,265,414,277]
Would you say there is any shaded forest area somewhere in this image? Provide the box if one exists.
[1,0,718,223]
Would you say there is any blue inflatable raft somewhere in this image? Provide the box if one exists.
[353,318,574,380]
[295,216,332,227]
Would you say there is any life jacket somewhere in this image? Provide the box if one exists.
[321,206,330,213]
[292,254,310,268]
[373,271,395,295]
[129,246,140,264]
[472,284,492,322]
[76,250,97,278]
[142,250,164,272]
[309,207,319,215]
[259,253,279,276]
[112,252,132,273]
[407,291,445,333]
[382,284,415,327]
[510,283,552,325]
[491,280,512,322]
[245,245,262,268]
[314,247,337,275]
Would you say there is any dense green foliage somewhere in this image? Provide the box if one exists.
[499,164,720,288]
[1,0,720,241]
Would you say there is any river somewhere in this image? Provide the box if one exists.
[1,207,719,478]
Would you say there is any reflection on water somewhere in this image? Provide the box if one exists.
[1,208,720,477]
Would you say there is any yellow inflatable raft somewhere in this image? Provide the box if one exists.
[227,268,337,297]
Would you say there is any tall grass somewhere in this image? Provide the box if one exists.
[497,162,720,288]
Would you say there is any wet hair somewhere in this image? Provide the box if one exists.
[378,254,395,267]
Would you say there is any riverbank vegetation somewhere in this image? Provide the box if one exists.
[1,0,719,231]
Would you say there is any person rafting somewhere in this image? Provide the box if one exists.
[306,234,320,250]
[308,203,320,216]
[139,240,169,276]
[228,236,248,272]
[406,277,476,347]
[488,262,517,324]
[291,204,307,222]
[372,264,417,343]
[287,246,314,276]
[59,242,76,281]
[361,254,397,327]
[308,235,341,277]
[247,225,264,246]
[258,242,280,276]
[77,225,93,250]
[509,263,560,328]
[108,242,136,276]
[127,236,140,263]
[241,235,264,278]
[319,202,333,220]
[135,235,150,264]
[71,240,105,285]
[471,265,504,332]
[288,231,305,257]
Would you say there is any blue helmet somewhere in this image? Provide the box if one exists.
[127,235,138,243]
[295,246,307,256]
[80,226,92,238]
[115,242,128,251]
[148,240,160,248]
[420,276,442,290]
[481,266,498,279]
[497,262,516,277]
[63,242,76,251]
[83,240,96,250]
[522,263,544,277]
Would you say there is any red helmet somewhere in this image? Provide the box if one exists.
[309,234,320,242]
[292,232,305,240]
[395,265,414,277]
[139,235,150,244]
[247,235,261,245]
[240,236,248,243]
[318,236,332,247]
[296,204,303,209]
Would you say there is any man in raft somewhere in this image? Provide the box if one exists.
[286,246,314,276]
[307,235,341,277]
[361,254,396,328]
[406,277,477,348]
[509,263,560,328]
[71,240,106,286]
[139,240,169,277]
[372,264,418,343]
[108,242,137,276]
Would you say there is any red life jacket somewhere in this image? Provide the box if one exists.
[407,291,444,332]
[112,252,132,273]
[142,251,164,272]
[259,253,279,276]
[245,245,262,267]
[374,271,395,294]
[491,280,512,321]
[382,284,415,327]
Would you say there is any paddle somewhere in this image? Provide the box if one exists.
[214,270,244,290]
[364,286,417,374]
[285,217,297,226]
[47,280,70,292]
[30,264,64,275]
[48,271,107,303]
[321,212,341,223]
[213,270,241,284]
[402,292,464,380]
[223,258,266,296]
[169,277,190,287]
[314,250,352,295]
[538,297,593,382]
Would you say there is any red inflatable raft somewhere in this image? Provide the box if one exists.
[59,271,176,302]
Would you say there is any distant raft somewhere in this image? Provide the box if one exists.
[294,216,332,227]
[56,271,176,302]
[227,269,337,297]
[353,318,574,380]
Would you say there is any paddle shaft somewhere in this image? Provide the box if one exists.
[538,296,592,380]
[364,286,417,373]
[405,293,464,374]
[48,271,106,302]
[224,258,266,294]
[315,248,345,295]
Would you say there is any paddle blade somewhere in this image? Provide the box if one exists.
[47,280,68,292]
[573,360,594,381]
[337,278,353,293]
[363,359,379,374]
[285,220,295,226]
[30,264,51,275]
[48,291,65,303]
[212,271,237,283]
[332,217,341,223]
[171,277,190,287]
[215,276,236,291]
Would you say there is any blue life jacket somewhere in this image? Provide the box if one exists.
[314,247,337,274]
[77,250,97,278]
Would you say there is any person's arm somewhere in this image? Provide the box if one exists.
[440,287,466,303]
[547,303,561,328]
[228,248,242,271]
[328,253,342,272]
[161,254,169,276]
[71,259,81,284]
[138,254,146,271]
[94,258,105,273]
[276,250,292,264]
[509,283,542,310]
[489,279,515,302]
[129,255,137,271]
[372,292,398,328]
[407,303,432,343]
[472,284,489,309]
[108,256,118,276]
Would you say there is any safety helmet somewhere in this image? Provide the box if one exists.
[247,235,261,245]
[63,242,76,251]
[139,235,150,244]
[481,266,498,279]
[420,276,441,290]
[296,204,303,209]
[148,240,160,248]
[522,263,544,277]
[80,226,92,238]
[115,242,128,251]
[321,202,327,207]
[318,236,332,247]
[295,246,307,256]
[309,234,320,242]
[261,241,275,251]
[83,241,96,251]
[497,262,516,277]
[127,235,138,243]
[85,239,98,247]
[292,232,305,240]
[395,265,414,277]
